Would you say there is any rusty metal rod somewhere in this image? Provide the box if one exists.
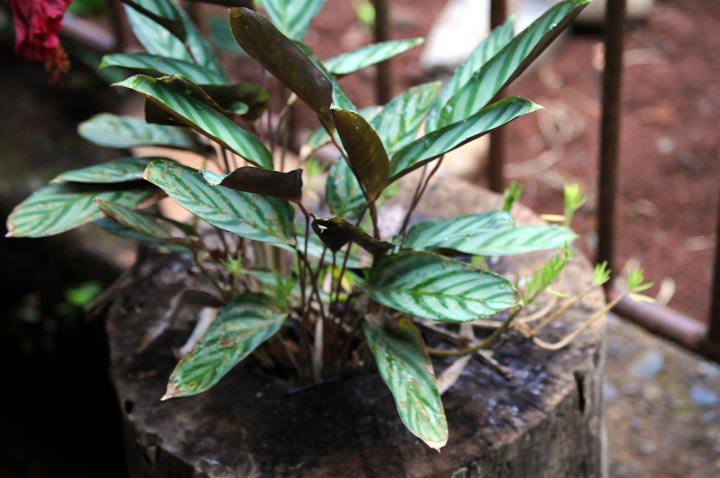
[612,296,720,363]
[487,0,508,193]
[373,0,392,104]
[708,177,720,342]
[597,0,626,282]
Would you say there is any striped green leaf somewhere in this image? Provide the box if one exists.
[124,0,224,73]
[366,251,517,322]
[364,319,447,450]
[116,75,272,168]
[326,158,366,219]
[404,211,515,250]
[324,38,424,76]
[426,18,514,132]
[164,293,286,398]
[259,0,325,41]
[6,182,158,238]
[94,217,190,252]
[437,0,590,128]
[433,225,576,257]
[390,97,542,180]
[371,82,440,155]
[144,159,295,247]
[124,5,192,61]
[101,53,227,84]
[95,199,196,249]
[331,108,389,202]
[78,113,199,150]
[229,8,335,128]
[54,157,156,184]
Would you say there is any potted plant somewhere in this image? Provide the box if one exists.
[6,0,653,474]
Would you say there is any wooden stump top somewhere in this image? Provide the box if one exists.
[108,179,606,477]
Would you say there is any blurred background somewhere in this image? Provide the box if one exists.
[0,0,718,476]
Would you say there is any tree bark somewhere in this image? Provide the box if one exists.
[108,181,607,478]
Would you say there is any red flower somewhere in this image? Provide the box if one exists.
[11,0,72,84]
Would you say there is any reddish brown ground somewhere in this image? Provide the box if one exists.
[303,0,720,322]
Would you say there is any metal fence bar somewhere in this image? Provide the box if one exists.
[597,0,626,280]
[373,0,392,104]
[487,0,508,193]
[708,183,720,341]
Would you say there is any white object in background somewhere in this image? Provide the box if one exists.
[576,0,656,25]
[421,0,562,72]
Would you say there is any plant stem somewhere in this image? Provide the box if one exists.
[398,156,444,247]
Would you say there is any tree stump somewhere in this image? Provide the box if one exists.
[108,180,607,478]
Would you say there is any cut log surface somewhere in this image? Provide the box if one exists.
[108,180,607,478]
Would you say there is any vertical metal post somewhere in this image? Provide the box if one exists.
[597,0,626,283]
[109,0,127,51]
[373,0,392,104]
[487,0,508,193]
[708,181,720,342]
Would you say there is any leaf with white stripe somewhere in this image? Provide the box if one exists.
[437,0,590,128]
[425,18,514,131]
[54,157,157,184]
[229,8,335,128]
[124,5,192,61]
[435,225,576,256]
[78,114,199,150]
[101,53,227,84]
[366,251,517,322]
[390,97,541,180]
[371,82,440,154]
[364,318,447,450]
[143,159,295,247]
[116,75,272,169]
[260,0,325,41]
[326,157,366,219]
[6,182,159,238]
[163,293,286,398]
[324,38,424,76]
[404,211,515,250]
[95,217,190,252]
[124,0,224,73]
[95,199,197,251]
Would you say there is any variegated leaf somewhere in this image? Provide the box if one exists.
[366,251,517,322]
[325,158,366,219]
[124,4,192,61]
[371,82,440,155]
[425,18,514,131]
[94,217,190,252]
[434,225,576,257]
[101,53,228,84]
[78,114,199,150]
[164,293,286,398]
[144,159,295,247]
[95,199,195,249]
[116,75,272,168]
[390,97,541,180]
[364,319,447,450]
[437,0,590,128]
[6,182,158,238]
[259,0,325,41]
[54,157,157,184]
[324,38,424,76]
[124,0,224,73]
[403,211,515,250]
